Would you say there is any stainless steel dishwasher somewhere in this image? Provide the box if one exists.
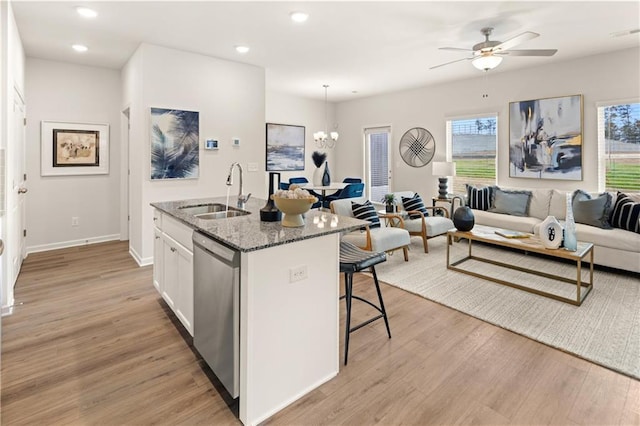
[192,231,240,398]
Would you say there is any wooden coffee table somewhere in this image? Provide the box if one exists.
[446,225,594,306]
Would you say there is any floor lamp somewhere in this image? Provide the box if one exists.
[432,161,456,199]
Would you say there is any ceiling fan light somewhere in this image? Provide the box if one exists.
[472,55,503,71]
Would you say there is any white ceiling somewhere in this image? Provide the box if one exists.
[11,1,640,102]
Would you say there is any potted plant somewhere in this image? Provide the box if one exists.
[381,193,396,213]
[311,151,327,185]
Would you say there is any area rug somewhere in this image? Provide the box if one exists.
[373,237,640,379]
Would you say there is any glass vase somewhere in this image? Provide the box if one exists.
[564,193,577,251]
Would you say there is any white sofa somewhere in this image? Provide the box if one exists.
[468,188,640,273]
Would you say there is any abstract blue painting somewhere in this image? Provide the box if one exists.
[509,94,582,181]
[151,108,199,180]
[266,123,305,171]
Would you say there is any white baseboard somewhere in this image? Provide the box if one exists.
[129,246,153,267]
[1,296,16,317]
[26,234,121,254]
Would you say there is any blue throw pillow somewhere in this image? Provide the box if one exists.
[489,188,532,217]
[351,200,381,229]
[402,193,429,219]
[572,190,612,229]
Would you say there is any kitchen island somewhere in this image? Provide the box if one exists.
[151,196,365,425]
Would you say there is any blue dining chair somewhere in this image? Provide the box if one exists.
[342,177,362,183]
[323,183,365,208]
[289,177,309,184]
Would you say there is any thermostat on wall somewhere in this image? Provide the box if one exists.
[205,139,219,150]
[232,137,241,147]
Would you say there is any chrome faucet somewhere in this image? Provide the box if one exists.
[226,162,251,209]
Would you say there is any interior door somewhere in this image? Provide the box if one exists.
[364,126,391,202]
[5,87,26,309]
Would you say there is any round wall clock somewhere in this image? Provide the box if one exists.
[399,127,435,168]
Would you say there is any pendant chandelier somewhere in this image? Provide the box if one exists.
[314,84,338,149]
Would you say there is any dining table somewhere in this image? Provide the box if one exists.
[301,182,348,209]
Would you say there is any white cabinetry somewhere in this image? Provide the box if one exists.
[153,228,164,294]
[153,209,194,336]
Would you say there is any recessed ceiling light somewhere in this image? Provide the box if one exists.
[72,44,88,53]
[235,45,250,54]
[290,11,309,23]
[76,7,97,18]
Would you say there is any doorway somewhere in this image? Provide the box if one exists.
[364,126,391,202]
[3,86,26,313]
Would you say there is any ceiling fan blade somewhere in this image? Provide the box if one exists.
[438,47,474,52]
[429,56,473,70]
[498,49,558,56]
[493,31,539,52]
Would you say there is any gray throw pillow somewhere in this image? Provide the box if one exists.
[489,188,532,216]
[572,190,612,229]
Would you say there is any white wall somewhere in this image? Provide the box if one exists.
[123,44,265,265]
[24,58,122,252]
[266,91,338,183]
[335,48,640,200]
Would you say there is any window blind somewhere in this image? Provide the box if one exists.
[365,127,390,203]
[597,102,640,193]
[447,116,497,195]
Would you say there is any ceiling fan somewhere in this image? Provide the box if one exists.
[430,27,557,71]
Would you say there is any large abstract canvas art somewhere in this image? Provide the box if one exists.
[266,123,305,171]
[509,94,583,181]
[150,108,199,180]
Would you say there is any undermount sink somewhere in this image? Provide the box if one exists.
[178,203,250,220]
[195,210,250,220]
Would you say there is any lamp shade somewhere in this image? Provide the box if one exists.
[432,161,456,177]
[472,55,502,71]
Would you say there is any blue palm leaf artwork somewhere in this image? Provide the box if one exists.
[150,107,199,179]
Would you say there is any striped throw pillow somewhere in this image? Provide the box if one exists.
[609,192,640,234]
[466,184,494,211]
[351,200,381,229]
[402,193,429,219]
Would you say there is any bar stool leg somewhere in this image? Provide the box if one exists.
[344,271,353,366]
[371,266,391,339]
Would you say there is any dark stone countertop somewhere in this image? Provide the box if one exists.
[151,196,366,252]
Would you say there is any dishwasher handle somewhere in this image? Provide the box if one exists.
[193,231,239,265]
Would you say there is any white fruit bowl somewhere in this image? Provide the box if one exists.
[272,196,317,227]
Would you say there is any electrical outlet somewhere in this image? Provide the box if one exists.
[72,217,79,227]
[289,265,308,283]
[247,162,258,172]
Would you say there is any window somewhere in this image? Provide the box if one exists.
[364,126,391,203]
[598,102,640,193]
[446,115,497,194]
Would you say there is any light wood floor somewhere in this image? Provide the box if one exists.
[2,241,638,425]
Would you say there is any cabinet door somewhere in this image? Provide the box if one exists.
[162,235,179,310]
[175,243,194,336]
[153,228,164,294]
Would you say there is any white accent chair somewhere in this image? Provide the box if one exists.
[391,191,455,253]
[330,197,411,261]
